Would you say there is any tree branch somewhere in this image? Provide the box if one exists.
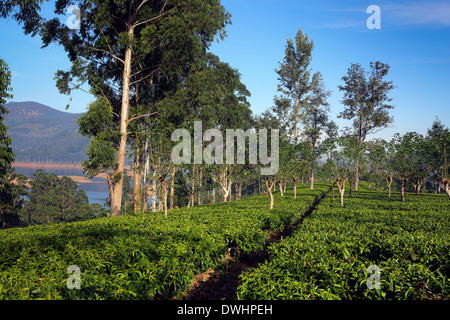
[134,1,172,28]
[129,111,158,122]
[83,45,124,64]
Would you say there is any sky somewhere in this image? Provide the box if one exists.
[0,0,449,141]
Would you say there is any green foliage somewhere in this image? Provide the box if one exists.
[237,189,449,300]
[0,58,27,229]
[0,57,14,178]
[338,61,395,141]
[0,184,326,299]
[78,98,118,178]
[273,27,314,143]
[20,170,96,226]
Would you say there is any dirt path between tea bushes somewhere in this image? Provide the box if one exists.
[175,186,333,300]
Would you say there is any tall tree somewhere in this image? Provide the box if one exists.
[302,71,330,189]
[338,61,395,190]
[322,120,339,162]
[40,0,230,216]
[274,27,314,144]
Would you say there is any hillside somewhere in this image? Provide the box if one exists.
[4,101,89,163]
[0,185,448,301]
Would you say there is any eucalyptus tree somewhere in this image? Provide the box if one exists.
[165,52,252,207]
[302,71,331,189]
[322,120,339,162]
[383,138,396,197]
[37,0,230,217]
[338,61,395,190]
[274,27,314,144]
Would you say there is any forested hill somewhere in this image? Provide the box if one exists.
[4,101,89,163]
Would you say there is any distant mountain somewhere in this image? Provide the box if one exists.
[4,101,89,163]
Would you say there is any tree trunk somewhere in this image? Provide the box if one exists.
[279,179,284,197]
[198,167,202,205]
[401,178,408,202]
[143,185,150,212]
[386,175,393,198]
[337,178,346,207]
[110,26,134,217]
[310,168,314,190]
[152,172,156,212]
[219,167,232,202]
[442,178,450,199]
[190,165,196,206]
[354,158,360,191]
[170,166,175,209]
[414,179,423,195]
[212,177,216,203]
[133,145,142,214]
[265,180,274,210]
[293,176,297,200]
[238,182,242,200]
[161,177,168,218]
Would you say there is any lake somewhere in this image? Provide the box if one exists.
[14,162,110,206]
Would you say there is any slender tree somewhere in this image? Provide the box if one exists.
[274,27,314,144]
[338,61,395,190]
[302,71,330,189]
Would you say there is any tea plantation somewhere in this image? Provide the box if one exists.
[0,185,327,299]
[237,188,450,300]
[1,183,448,300]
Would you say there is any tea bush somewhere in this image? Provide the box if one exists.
[237,190,450,300]
[0,184,327,299]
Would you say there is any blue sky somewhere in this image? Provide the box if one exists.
[1,0,449,141]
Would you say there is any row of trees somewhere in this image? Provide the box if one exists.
[320,120,450,206]
[252,27,449,208]
[1,2,449,225]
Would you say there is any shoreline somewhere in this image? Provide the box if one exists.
[14,161,83,169]
[13,162,134,181]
